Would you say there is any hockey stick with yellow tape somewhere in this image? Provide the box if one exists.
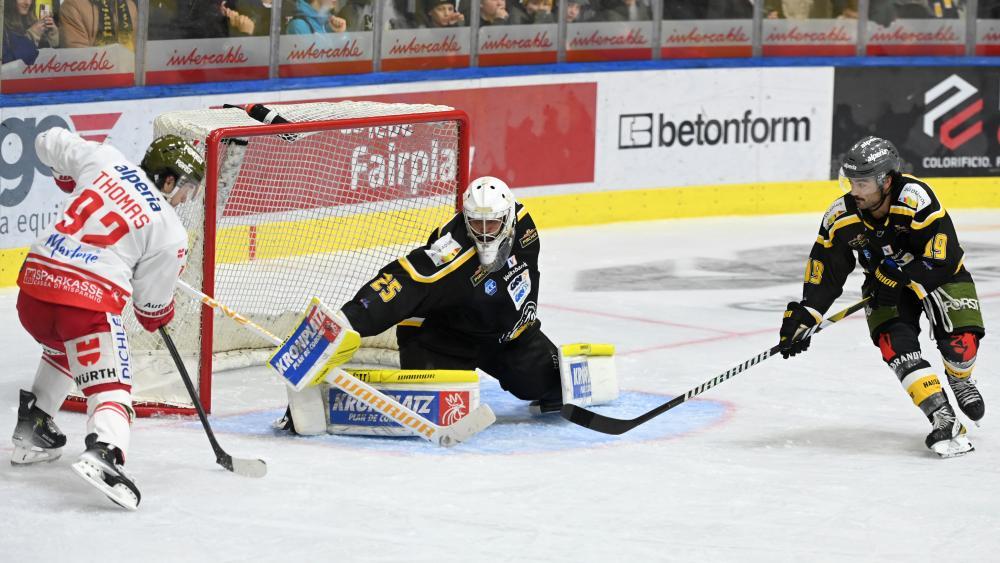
[561,298,868,435]
[175,280,495,446]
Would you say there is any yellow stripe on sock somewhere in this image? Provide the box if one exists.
[901,370,944,407]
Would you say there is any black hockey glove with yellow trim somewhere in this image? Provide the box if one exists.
[778,301,820,359]
[872,261,908,308]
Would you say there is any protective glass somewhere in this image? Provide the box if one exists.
[167,174,203,205]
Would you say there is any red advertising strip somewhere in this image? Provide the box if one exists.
[380,55,471,72]
[291,82,597,189]
[145,66,269,86]
[0,73,133,94]
[478,51,557,67]
[865,44,964,56]
[975,45,1000,55]
[278,60,373,78]
[565,48,651,62]
[763,45,856,57]
[661,46,751,58]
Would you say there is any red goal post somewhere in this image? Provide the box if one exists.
[63,102,470,417]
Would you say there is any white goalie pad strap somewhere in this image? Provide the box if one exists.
[285,385,327,436]
[269,298,361,390]
[325,369,480,437]
[559,343,619,407]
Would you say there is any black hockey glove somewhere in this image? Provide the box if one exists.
[872,261,908,308]
[778,302,819,359]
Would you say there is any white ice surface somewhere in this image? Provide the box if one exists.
[1,212,998,562]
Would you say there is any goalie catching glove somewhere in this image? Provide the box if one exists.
[778,302,822,359]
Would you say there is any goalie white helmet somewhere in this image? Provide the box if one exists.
[463,176,516,272]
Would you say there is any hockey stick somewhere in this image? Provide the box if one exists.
[561,298,869,435]
[175,280,495,447]
[158,327,268,478]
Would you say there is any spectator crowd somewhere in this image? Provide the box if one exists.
[1,0,990,66]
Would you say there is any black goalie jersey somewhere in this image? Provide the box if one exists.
[340,202,542,351]
[802,174,971,315]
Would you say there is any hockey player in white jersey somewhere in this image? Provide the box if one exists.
[11,128,204,510]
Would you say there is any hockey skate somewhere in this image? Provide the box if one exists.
[11,390,66,466]
[71,434,141,511]
[947,373,985,425]
[925,404,974,459]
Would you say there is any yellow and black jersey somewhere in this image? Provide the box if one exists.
[340,202,542,344]
[803,174,970,314]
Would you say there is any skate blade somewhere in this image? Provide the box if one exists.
[10,443,62,466]
[930,435,975,459]
[71,458,139,511]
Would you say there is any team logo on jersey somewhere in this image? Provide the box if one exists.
[847,234,868,249]
[507,270,531,311]
[470,265,488,287]
[519,228,538,249]
[507,255,517,269]
[485,279,497,295]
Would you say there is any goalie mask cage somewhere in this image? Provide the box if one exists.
[63,101,469,417]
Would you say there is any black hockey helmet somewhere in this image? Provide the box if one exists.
[840,136,900,183]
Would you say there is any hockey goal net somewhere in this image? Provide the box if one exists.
[66,101,468,416]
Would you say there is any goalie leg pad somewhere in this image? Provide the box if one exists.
[559,343,619,408]
[283,384,327,436]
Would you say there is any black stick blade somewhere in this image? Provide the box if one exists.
[561,404,634,435]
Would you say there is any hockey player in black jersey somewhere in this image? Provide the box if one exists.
[778,136,985,458]
[337,176,563,411]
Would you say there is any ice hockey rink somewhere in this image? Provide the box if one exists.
[1,210,998,562]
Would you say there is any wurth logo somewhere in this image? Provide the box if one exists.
[923,75,983,150]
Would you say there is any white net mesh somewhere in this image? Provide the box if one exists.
[109,102,465,414]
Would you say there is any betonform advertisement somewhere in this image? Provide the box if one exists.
[598,67,834,189]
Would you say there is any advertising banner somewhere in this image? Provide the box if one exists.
[566,22,653,62]
[278,32,374,77]
[865,19,965,56]
[762,19,857,57]
[974,19,1000,55]
[831,67,1000,178]
[380,29,471,71]
[144,37,271,86]
[660,19,752,59]
[0,45,135,94]
[478,24,558,66]
[600,67,834,189]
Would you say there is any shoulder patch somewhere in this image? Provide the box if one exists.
[822,198,848,231]
[424,232,462,267]
[519,227,538,249]
[898,183,932,212]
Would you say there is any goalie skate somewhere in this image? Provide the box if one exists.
[71,434,141,511]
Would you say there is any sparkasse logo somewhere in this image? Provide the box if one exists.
[923,74,982,150]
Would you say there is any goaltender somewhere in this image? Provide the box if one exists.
[277,176,617,433]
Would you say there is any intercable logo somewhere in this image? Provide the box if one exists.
[923,74,982,150]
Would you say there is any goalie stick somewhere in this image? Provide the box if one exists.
[159,327,268,478]
[175,280,496,447]
[561,298,869,435]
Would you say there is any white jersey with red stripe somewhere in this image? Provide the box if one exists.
[17,127,187,317]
